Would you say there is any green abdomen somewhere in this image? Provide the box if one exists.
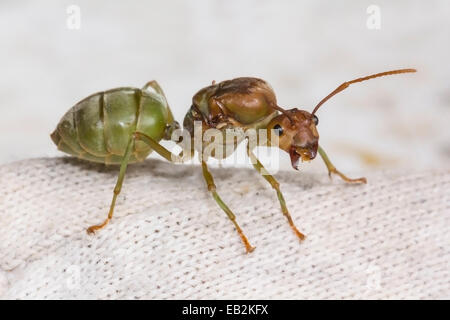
[51,87,169,164]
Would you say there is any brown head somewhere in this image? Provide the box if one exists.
[266,68,416,170]
[267,109,319,170]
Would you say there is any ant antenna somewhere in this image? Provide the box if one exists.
[311,68,416,115]
[273,105,295,124]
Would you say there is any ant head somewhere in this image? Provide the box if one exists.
[268,68,416,170]
[267,108,319,170]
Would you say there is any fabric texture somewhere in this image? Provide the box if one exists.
[0,157,448,299]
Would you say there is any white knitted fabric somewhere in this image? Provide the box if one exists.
[0,157,448,299]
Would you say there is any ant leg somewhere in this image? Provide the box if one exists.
[318,145,367,184]
[133,132,183,163]
[87,135,135,234]
[87,132,186,234]
[142,80,176,125]
[142,80,165,96]
[201,160,255,253]
[247,144,305,241]
[133,133,239,261]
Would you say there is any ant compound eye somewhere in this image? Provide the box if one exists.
[273,124,283,135]
[312,115,319,125]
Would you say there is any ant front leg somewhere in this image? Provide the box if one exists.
[247,143,305,241]
[318,145,367,184]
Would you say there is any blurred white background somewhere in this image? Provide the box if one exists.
[0,0,449,173]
